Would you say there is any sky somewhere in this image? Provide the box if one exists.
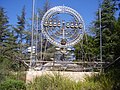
[0,0,100,28]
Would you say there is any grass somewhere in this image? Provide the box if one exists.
[26,72,104,90]
[27,73,78,90]
[1,70,118,90]
[27,70,120,90]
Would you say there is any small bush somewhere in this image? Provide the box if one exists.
[0,79,26,90]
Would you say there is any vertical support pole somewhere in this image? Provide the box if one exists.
[99,8,102,72]
[36,13,38,62]
[30,0,35,69]
[41,29,43,60]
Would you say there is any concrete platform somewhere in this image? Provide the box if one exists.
[26,70,98,83]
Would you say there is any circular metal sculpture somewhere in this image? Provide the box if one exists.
[41,6,85,48]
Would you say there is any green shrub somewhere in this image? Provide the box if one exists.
[0,79,26,90]
[84,72,116,90]
[0,72,6,83]
[98,74,113,90]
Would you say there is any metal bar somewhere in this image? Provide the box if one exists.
[99,8,102,72]
[40,29,43,60]
[30,0,35,69]
[36,13,38,62]
[24,60,109,64]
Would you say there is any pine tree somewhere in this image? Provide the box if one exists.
[0,7,20,80]
[93,0,117,62]
[12,6,27,70]
[14,6,26,55]
[74,34,97,61]
[0,7,16,58]
[113,16,120,59]
[0,7,9,44]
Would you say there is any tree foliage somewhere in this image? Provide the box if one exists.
[92,0,119,62]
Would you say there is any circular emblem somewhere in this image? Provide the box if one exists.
[41,6,85,48]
